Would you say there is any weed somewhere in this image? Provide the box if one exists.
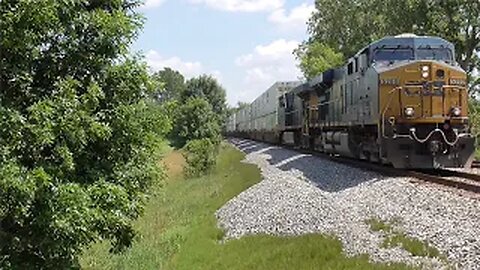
[383,233,441,259]
[366,218,394,233]
[366,219,445,261]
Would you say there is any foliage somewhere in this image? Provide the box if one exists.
[0,0,170,268]
[173,97,221,147]
[294,41,344,79]
[182,75,228,123]
[183,139,217,177]
[469,101,480,159]
[305,0,480,90]
[228,101,250,119]
[81,145,411,270]
[308,0,386,59]
[366,218,393,233]
[151,68,186,103]
[233,101,249,112]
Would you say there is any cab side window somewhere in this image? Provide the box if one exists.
[347,62,354,75]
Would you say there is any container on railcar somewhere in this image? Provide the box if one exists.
[227,81,301,143]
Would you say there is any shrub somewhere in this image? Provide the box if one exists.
[173,97,221,147]
[0,0,170,268]
[183,139,217,177]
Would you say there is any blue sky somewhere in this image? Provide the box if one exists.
[134,0,315,105]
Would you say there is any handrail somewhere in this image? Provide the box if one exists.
[381,87,401,139]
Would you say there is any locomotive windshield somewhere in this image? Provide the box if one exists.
[373,48,414,62]
[373,46,453,63]
[416,47,452,61]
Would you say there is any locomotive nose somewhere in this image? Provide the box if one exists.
[379,61,468,121]
[379,60,473,168]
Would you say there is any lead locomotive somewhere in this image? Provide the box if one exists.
[228,34,475,169]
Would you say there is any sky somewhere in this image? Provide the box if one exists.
[134,0,315,106]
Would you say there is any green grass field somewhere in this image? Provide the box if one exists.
[80,143,411,270]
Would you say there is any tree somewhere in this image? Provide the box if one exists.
[425,1,480,87]
[229,101,250,115]
[294,41,344,79]
[306,0,480,89]
[0,0,169,268]
[151,68,186,103]
[307,0,386,59]
[174,97,221,147]
[236,101,250,110]
[182,75,227,123]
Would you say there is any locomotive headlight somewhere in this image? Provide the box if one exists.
[404,107,415,117]
[452,107,462,117]
[421,66,430,79]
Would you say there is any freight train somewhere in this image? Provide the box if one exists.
[227,34,475,169]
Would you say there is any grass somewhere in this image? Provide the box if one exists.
[383,234,441,258]
[81,143,411,270]
[366,218,444,260]
[475,148,480,160]
[366,219,394,233]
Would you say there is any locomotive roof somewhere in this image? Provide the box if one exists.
[372,35,453,49]
[294,35,456,97]
[356,35,455,57]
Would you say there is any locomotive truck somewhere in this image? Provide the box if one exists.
[228,34,475,169]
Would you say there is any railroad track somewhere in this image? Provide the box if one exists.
[324,154,480,194]
[233,138,480,195]
[406,169,480,194]
[471,160,480,168]
[315,151,480,194]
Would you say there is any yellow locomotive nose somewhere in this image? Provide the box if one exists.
[380,61,468,123]
[378,59,472,168]
[420,65,430,80]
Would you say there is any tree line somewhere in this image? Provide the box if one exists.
[296,0,480,92]
[151,68,228,176]
[0,0,227,268]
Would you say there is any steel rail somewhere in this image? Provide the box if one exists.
[471,160,480,168]
[406,170,480,194]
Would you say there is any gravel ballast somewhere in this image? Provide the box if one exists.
[216,139,480,270]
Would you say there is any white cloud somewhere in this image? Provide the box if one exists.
[189,0,283,12]
[146,50,222,81]
[234,39,302,102]
[268,3,314,30]
[141,0,166,9]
